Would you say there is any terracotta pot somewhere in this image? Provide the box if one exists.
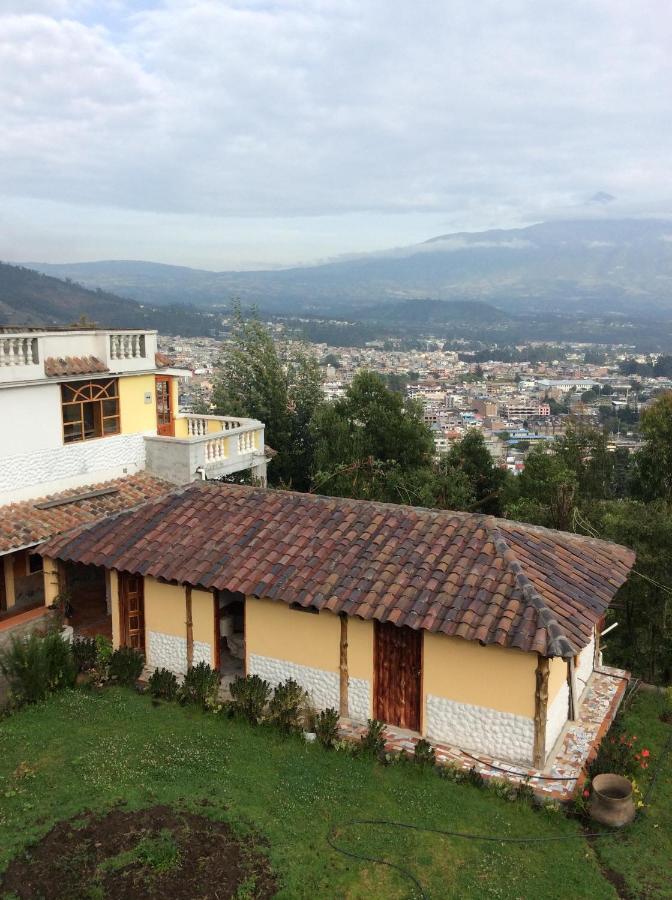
[588,774,636,827]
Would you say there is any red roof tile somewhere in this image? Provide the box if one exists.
[44,356,109,377]
[0,474,173,555]
[38,483,635,657]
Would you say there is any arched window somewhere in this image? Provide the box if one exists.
[61,379,120,443]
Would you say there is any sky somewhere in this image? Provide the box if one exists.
[1,0,671,270]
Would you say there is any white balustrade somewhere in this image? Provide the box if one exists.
[204,435,228,462]
[109,333,146,361]
[0,336,38,367]
[237,431,255,453]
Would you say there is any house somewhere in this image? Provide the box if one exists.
[39,482,634,769]
[0,326,266,634]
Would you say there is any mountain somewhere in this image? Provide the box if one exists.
[25,218,672,316]
[0,262,219,335]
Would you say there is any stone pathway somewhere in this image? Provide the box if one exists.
[338,666,629,801]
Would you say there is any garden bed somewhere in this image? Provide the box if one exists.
[0,805,276,900]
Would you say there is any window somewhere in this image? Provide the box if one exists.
[27,553,43,575]
[61,379,120,443]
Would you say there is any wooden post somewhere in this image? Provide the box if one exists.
[533,655,550,768]
[185,585,194,670]
[568,656,578,721]
[339,613,349,718]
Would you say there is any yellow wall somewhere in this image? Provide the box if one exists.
[423,633,537,718]
[193,588,214,650]
[42,557,60,607]
[349,617,374,716]
[548,655,568,703]
[142,577,214,665]
[246,596,340,672]
[119,373,157,434]
[4,554,16,608]
[110,570,120,648]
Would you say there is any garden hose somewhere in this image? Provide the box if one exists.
[327,725,672,900]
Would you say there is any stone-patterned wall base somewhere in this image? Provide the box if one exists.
[348,677,371,722]
[0,432,148,499]
[249,654,340,710]
[147,630,211,675]
[546,679,569,757]
[425,694,535,765]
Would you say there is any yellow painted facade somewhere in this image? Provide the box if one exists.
[119,373,158,435]
[348,617,374,716]
[423,632,537,719]
[110,570,120,647]
[245,596,341,673]
[140,577,215,665]
[548,655,568,703]
[3,554,16,608]
[42,557,60,607]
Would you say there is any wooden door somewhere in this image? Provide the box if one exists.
[155,376,174,436]
[119,573,145,653]
[374,621,422,731]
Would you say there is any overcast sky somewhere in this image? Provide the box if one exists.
[1,0,671,269]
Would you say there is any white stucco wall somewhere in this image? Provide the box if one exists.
[147,631,212,675]
[0,432,149,505]
[545,680,569,757]
[0,383,63,457]
[249,653,341,711]
[576,634,596,701]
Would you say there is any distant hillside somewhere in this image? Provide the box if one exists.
[0,262,218,335]
[26,218,672,316]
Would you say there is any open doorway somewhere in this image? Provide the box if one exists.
[215,589,245,683]
[63,562,111,640]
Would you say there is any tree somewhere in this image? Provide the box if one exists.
[505,447,577,530]
[310,371,436,503]
[444,430,508,515]
[631,392,672,502]
[212,304,322,488]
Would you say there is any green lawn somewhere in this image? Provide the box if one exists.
[0,687,669,899]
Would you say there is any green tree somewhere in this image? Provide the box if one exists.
[310,371,435,503]
[212,304,322,488]
[631,392,672,502]
[444,430,508,515]
[505,446,577,530]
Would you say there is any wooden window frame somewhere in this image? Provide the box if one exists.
[27,553,43,575]
[61,378,120,444]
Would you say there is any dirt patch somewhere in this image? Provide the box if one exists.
[0,805,276,900]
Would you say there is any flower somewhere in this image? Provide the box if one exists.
[583,789,590,798]
[634,753,640,760]
[642,749,650,758]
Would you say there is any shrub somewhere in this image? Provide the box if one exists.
[514,777,536,804]
[0,632,76,706]
[229,674,272,724]
[661,686,672,724]
[71,637,98,673]
[465,766,485,788]
[413,738,436,767]
[95,635,113,666]
[108,646,145,687]
[148,667,179,701]
[589,723,652,778]
[315,708,340,748]
[178,661,220,708]
[268,679,308,732]
[489,778,516,801]
[360,719,386,757]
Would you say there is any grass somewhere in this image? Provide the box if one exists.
[0,687,668,899]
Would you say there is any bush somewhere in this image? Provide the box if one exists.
[95,635,113,666]
[108,646,145,687]
[148,667,179,701]
[0,632,76,706]
[268,679,308,732]
[360,719,386,757]
[589,723,652,778]
[315,708,340,748]
[413,738,436,767]
[229,674,271,724]
[178,661,220,708]
[71,637,98,673]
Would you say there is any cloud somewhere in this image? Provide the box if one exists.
[1,0,671,263]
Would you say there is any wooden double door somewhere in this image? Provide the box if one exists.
[374,621,422,732]
[155,376,174,437]
[119,573,145,653]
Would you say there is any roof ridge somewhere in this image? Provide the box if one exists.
[486,517,578,659]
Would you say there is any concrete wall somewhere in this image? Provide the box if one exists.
[0,373,159,504]
[546,655,569,757]
[141,577,214,673]
[423,633,538,764]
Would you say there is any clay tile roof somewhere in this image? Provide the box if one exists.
[44,356,109,377]
[0,473,173,555]
[155,352,173,368]
[38,484,636,657]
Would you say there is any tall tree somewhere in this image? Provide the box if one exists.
[444,430,508,515]
[212,305,322,488]
[631,392,672,502]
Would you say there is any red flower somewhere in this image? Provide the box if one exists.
[642,749,650,758]
[583,789,590,798]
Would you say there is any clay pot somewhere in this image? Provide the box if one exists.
[588,774,636,827]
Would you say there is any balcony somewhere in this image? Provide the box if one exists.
[0,327,157,384]
[144,414,267,485]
